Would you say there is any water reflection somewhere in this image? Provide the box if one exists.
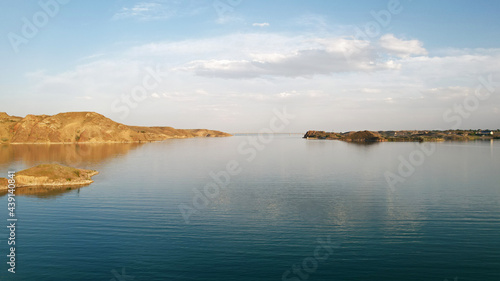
[0,143,142,168]
[346,141,382,147]
[0,143,142,198]
[0,185,84,198]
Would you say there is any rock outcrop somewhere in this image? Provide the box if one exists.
[0,112,231,143]
[303,130,339,140]
[341,131,386,142]
[0,164,98,191]
[303,130,384,142]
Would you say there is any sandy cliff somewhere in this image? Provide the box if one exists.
[0,112,231,144]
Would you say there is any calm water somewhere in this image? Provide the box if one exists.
[1,136,499,280]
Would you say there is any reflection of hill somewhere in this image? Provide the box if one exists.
[345,141,381,147]
[0,185,83,199]
[0,143,142,167]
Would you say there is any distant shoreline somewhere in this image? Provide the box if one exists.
[303,130,499,142]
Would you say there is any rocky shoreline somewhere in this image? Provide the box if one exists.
[304,129,499,142]
[0,164,99,191]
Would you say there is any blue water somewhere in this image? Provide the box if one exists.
[1,136,499,280]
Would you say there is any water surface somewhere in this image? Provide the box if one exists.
[1,137,499,280]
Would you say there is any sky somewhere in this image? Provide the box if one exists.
[1,0,500,133]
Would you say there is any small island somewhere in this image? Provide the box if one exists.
[0,164,98,191]
[304,129,499,142]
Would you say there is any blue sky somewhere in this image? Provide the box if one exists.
[1,0,500,132]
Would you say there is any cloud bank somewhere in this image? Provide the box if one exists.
[25,32,500,131]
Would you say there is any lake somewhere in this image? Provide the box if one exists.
[1,136,499,280]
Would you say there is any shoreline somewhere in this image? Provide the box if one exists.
[303,130,499,142]
[0,165,99,192]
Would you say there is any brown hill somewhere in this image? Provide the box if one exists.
[303,130,339,139]
[341,131,386,142]
[0,178,8,190]
[0,112,231,144]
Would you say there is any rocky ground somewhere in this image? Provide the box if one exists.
[0,164,99,191]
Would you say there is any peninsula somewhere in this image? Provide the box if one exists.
[0,164,98,191]
[304,129,499,142]
[0,112,231,144]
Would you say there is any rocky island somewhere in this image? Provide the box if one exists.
[0,164,98,191]
[0,112,231,144]
[304,129,499,142]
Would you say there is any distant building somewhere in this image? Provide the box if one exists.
[478,130,494,136]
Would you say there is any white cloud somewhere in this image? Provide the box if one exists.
[361,88,382,94]
[113,2,171,21]
[252,22,270,27]
[24,31,500,131]
[294,14,330,32]
[112,0,208,21]
[126,33,308,60]
[179,37,401,78]
[379,34,428,57]
[77,53,105,62]
[215,14,244,25]
[76,96,93,100]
